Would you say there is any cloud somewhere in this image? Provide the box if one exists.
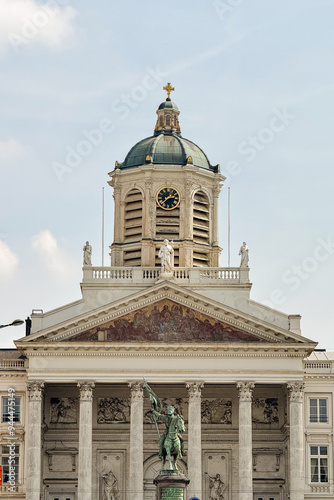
[31,230,73,282]
[0,240,19,278]
[0,0,77,54]
[0,139,25,161]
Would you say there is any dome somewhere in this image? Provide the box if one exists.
[115,89,220,173]
[119,133,218,171]
[158,98,179,111]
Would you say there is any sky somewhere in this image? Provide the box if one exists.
[0,0,333,349]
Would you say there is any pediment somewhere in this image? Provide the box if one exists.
[68,299,265,343]
[16,281,316,351]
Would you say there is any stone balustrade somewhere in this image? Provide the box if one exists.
[82,266,249,285]
[0,359,25,370]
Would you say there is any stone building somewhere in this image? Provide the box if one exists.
[0,87,331,500]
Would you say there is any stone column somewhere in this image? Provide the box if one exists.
[129,382,144,500]
[186,382,204,498]
[77,381,95,500]
[287,382,305,500]
[26,381,44,500]
[237,382,255,500]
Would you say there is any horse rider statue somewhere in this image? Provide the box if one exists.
[144,380,186,471]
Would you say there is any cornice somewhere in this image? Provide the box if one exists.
[22,342,313,358]
[16,283,315,350]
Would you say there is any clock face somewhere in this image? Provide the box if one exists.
[156,187,180,210]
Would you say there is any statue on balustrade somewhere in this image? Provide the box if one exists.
[239,241,249,267]
[145,380,185,471]
[158,239,174,275]
[83,241,92,265]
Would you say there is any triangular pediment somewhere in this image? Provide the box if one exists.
[16,281,316,352]
[68,299,266,343]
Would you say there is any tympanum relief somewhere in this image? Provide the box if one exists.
[69,300,265,343]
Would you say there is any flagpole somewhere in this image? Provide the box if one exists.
[228,187,231,267]
[102,186,105,267]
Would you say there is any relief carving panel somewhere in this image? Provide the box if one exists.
[98,452,124,500]
[98,398,130,424]
[201,399,232,424]
[203,452,230,500]
[252,398,279,425]
[50,397,78,424]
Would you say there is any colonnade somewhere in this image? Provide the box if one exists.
[25,380,305,500]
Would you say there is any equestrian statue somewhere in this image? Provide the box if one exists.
[144,380,185,471]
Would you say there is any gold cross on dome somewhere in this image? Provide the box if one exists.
[163,82,175,99]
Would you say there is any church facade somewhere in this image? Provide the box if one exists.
[0,87,332,500]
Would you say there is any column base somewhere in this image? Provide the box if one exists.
[154,471,190,500]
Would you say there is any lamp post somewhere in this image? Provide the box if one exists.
[0,319,24,329]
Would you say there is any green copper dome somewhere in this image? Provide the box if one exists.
[158,98,179,111]
[120,134,217,170]
[115,92,219,173]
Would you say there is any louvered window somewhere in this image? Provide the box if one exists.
[193,190,210,267]
[193,191,210,244]
[124,189,142,266]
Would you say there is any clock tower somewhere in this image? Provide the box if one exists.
[109,85,224,268]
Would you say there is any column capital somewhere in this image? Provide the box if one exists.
[77,381,95,401]
[236,381,255,402]
[27,381,44,401]
[186,382,204,400]
[287,382,305,402]
[128,381,144,402]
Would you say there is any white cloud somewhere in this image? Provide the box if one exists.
[0,240,19,278]
[0,0,77,54]
[32,230,73,282]
[0,139,25,160]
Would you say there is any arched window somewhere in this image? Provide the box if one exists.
[165,114,171,127]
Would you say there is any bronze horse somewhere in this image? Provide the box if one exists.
[154,406,185,471]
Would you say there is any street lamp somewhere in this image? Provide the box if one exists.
[0,319,24,329]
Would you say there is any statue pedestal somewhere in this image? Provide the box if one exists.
[154,471,190,500]
[157,271,174,281]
